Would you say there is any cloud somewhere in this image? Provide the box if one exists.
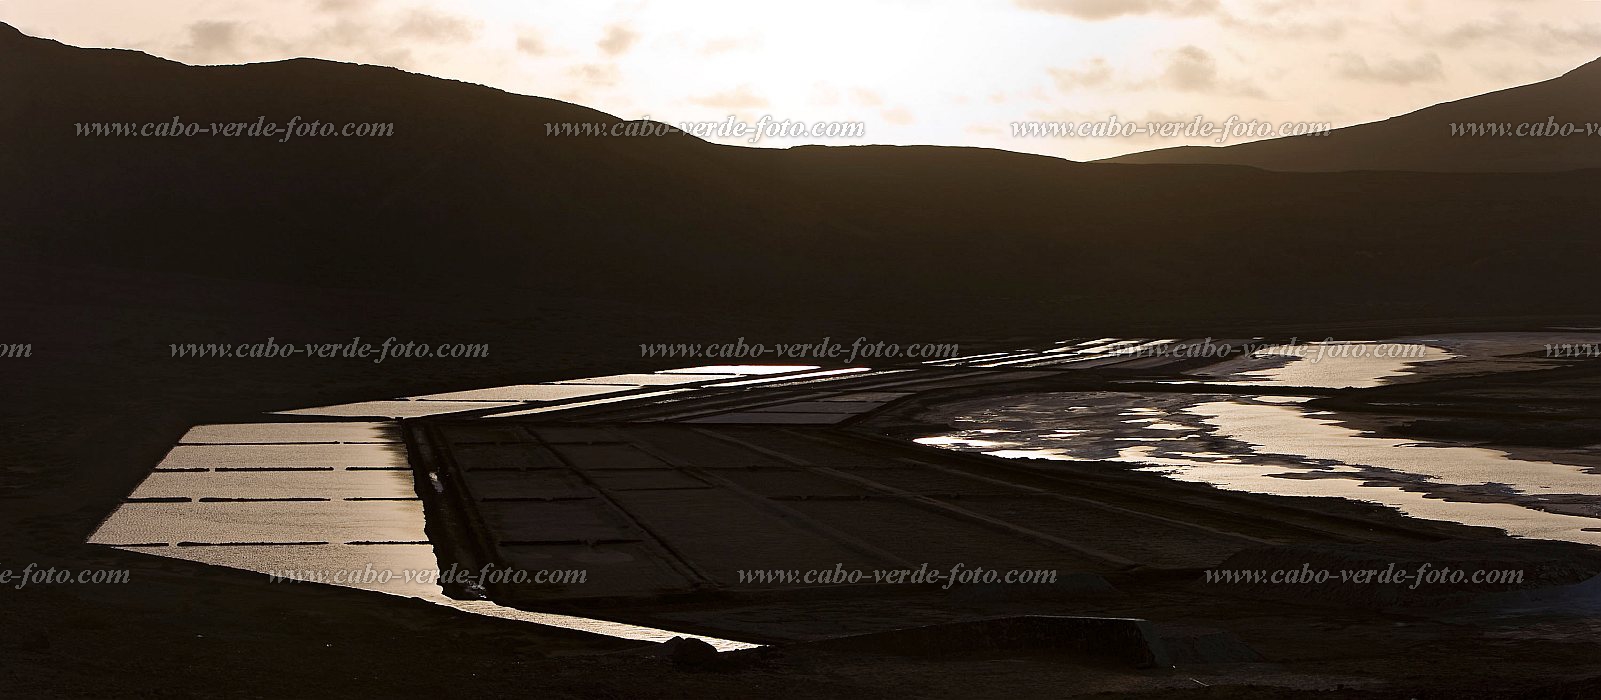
[313,0,372,12]
[1429,15,1521,48]
[1470,60,1565,84]
[394,8,478,43]
[301,19,414,65]
[700,36,757,55]
[1161,45,1218,90]
[571,63,622,88]
[1538,22,1601,48]
[1218,10,1348,40]
[1015,0,1218,20]
[1150,45,1265,97]
[1333,52,1444,85]
[179,9,473,65]
[881,107,916,125]
[1048,57,1112,91]
[515,30,546,55]
[690,85,769,109]
[180,21,245,60]
[313,19,374,49]
[850,88,884,107]
[598,24,639,56]
[1423,14,1601,54]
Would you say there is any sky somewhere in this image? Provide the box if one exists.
[3,0,1599,160]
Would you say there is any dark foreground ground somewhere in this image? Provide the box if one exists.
[4,269,1601,698]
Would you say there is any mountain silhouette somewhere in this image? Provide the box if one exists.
[3,23,1598,327]
[1102,58,1601,172]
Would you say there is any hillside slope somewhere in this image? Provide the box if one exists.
[3,23,1599,327]
[1100,58,1601,173]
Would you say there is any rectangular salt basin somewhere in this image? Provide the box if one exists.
[410,384,629,402]
[277,400,518,418]
[476,500,638,542]
[554,373,740,386]
[463,470,596,500]
[747,401,886,414]
[658,365,818,376]
[607,490,883,579]
[587,470,711,491]
[439,424,538,443]
[89,500,427,545]
[131,469,417,500]
[138,543,444,598]
[451,443,568,470]
[156,443,408,470]
[819,392,914,402]
[685,412,853,425]
[486,389,692,417]
[496,542,695,599]
[707,367,873,387]
[549,444,674,470]
[179,422,401,444]
[529,427,620,444]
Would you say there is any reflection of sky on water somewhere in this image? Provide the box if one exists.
[917,341,1601,546]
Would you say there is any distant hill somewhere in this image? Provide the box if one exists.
[3,22,1599,328]
[1100,58,1601,173]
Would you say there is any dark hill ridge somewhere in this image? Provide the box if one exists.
[1101,58,1601,173]
[2,22,1599,327]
